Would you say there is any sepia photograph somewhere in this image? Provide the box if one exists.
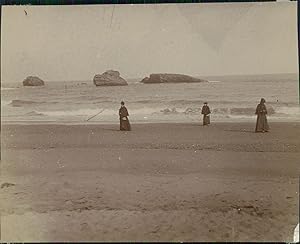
[0,2,299,242]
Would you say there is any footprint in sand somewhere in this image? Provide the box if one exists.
[80,222,90,231]
[1,182,16,188]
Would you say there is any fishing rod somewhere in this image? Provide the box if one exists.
[86,109,105,122]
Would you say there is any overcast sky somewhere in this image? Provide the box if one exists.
[1,2,298,82]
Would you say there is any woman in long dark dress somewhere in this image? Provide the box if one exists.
[201,102,211,126]
[255,98,269,133]
[119,101,131,131]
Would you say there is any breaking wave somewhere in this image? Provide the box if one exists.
[158,105,295,118]
[25,111,45,116]
[8,99,58,107]
[1,87,18,91]
[9,100,46,107]
[36,105,297,118]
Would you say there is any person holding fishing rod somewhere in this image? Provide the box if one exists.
[86,101,131,131]
[119,101,131,131]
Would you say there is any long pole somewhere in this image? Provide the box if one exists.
[86,109,105,122]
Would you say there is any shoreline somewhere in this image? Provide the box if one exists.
[2,119,300,126]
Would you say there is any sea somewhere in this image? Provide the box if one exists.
[1,74,299,124]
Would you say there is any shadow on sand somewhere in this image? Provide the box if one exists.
[224,129,255,133]
[103,128,120,132]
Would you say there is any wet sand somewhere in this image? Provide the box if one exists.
[0,122,299,241]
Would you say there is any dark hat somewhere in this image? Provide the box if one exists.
[121,101,125,105]
[260,98,266,103]
[204,102,208,104]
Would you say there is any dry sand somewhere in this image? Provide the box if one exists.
[0,122,299,242]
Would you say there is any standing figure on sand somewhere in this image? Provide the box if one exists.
[119,101,131,131]
[255,98,269,133]
[201,102,211,126]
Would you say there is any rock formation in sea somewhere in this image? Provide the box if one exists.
[140,73,208,84]
[23,76,45,86]
[93,70,128,86]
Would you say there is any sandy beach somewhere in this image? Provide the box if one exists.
[0,122,299,242]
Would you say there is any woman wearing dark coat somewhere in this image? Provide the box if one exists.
[255,98,269,133]
[201,102,211,126]
[119,101,131,131]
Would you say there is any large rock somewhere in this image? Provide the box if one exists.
[141,73,208,84]
[93,70,128,86]
[23,76,45,86]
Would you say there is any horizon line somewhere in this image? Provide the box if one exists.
[1,72,299,83]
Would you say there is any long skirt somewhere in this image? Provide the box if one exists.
[255,114,269,132]
[203,115,210,125]
[120,117,131,131]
